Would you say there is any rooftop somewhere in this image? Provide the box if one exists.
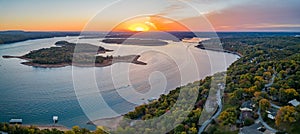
[9,119,22,124]
[240,100,254,111]
[288,99,300,107]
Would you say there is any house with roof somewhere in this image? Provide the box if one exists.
[240,100,255,112]
[288,99,300,107]
[9,119,22,124]
[266,107,278,120]
[237,100,256,127]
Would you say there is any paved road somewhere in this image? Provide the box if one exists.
[257,108,278,133]
[239,122,263,134]
[0,131,8,134]
[197,73,279,133]
[256,73,279,133]
[271,103,281,109]
[265,73,276,88]
[198,89,222,134]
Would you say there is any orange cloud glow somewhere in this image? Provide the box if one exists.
[111,16,190,32]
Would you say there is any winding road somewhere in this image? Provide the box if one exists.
[257,108,278,133]
[198,86,222,134]
[256,73,280,133]
[197,73,279,133]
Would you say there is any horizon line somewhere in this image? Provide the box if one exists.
[1,30,300,33]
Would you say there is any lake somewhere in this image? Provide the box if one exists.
[0,36,239,129]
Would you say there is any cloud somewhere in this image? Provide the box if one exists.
[157,4,185,16]
[202,0,300,31]
[153,0,253,20]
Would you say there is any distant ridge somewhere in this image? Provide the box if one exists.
[0,30,80,44]
[1,30,299,44]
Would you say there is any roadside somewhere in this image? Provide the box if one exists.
[198,83,223,134]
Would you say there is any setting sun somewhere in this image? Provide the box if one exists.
[112,16,191,32]
[128,23,149,32]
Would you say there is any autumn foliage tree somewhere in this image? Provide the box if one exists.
[218,108,237,126]
[284,88,299,101]
[259,99,271,111]
[275,106,298,129]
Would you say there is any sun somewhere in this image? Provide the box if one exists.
[128,23,149,32]
[134,26,145,32]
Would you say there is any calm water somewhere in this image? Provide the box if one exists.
[0,36,239,129]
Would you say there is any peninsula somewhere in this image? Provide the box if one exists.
[3,41,146,68]
[101,38,168,46]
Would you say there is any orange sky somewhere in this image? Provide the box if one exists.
[111,16,190,32]
[1,0,299,32]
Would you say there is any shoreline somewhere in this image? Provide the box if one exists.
[198,47,243,57]
[195,44,243,57]
[0,31,80,45]
[87,116,123,130]
[24,125,70,131]
[1,124,70,131]
[86,43,243,130]
[2,55,147,68]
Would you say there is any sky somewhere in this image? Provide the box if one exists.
[0,0,299,32]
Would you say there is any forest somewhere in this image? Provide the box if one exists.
[114,36,300,134]
[0,31,79,44]
[204,36,300,134]
[22,41,111,65]
[0,123,108,134]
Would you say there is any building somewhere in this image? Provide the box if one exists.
[288,99,300,107]
[266,108,278,120]
[9,119,22,124]
[237,100,255,127]
[240,100,255,112]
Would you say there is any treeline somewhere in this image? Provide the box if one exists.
[0,31,79,44]
[0,123,108,134]
[23,41,111,65]
[222,37,300,102]
[207,36,300,133]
